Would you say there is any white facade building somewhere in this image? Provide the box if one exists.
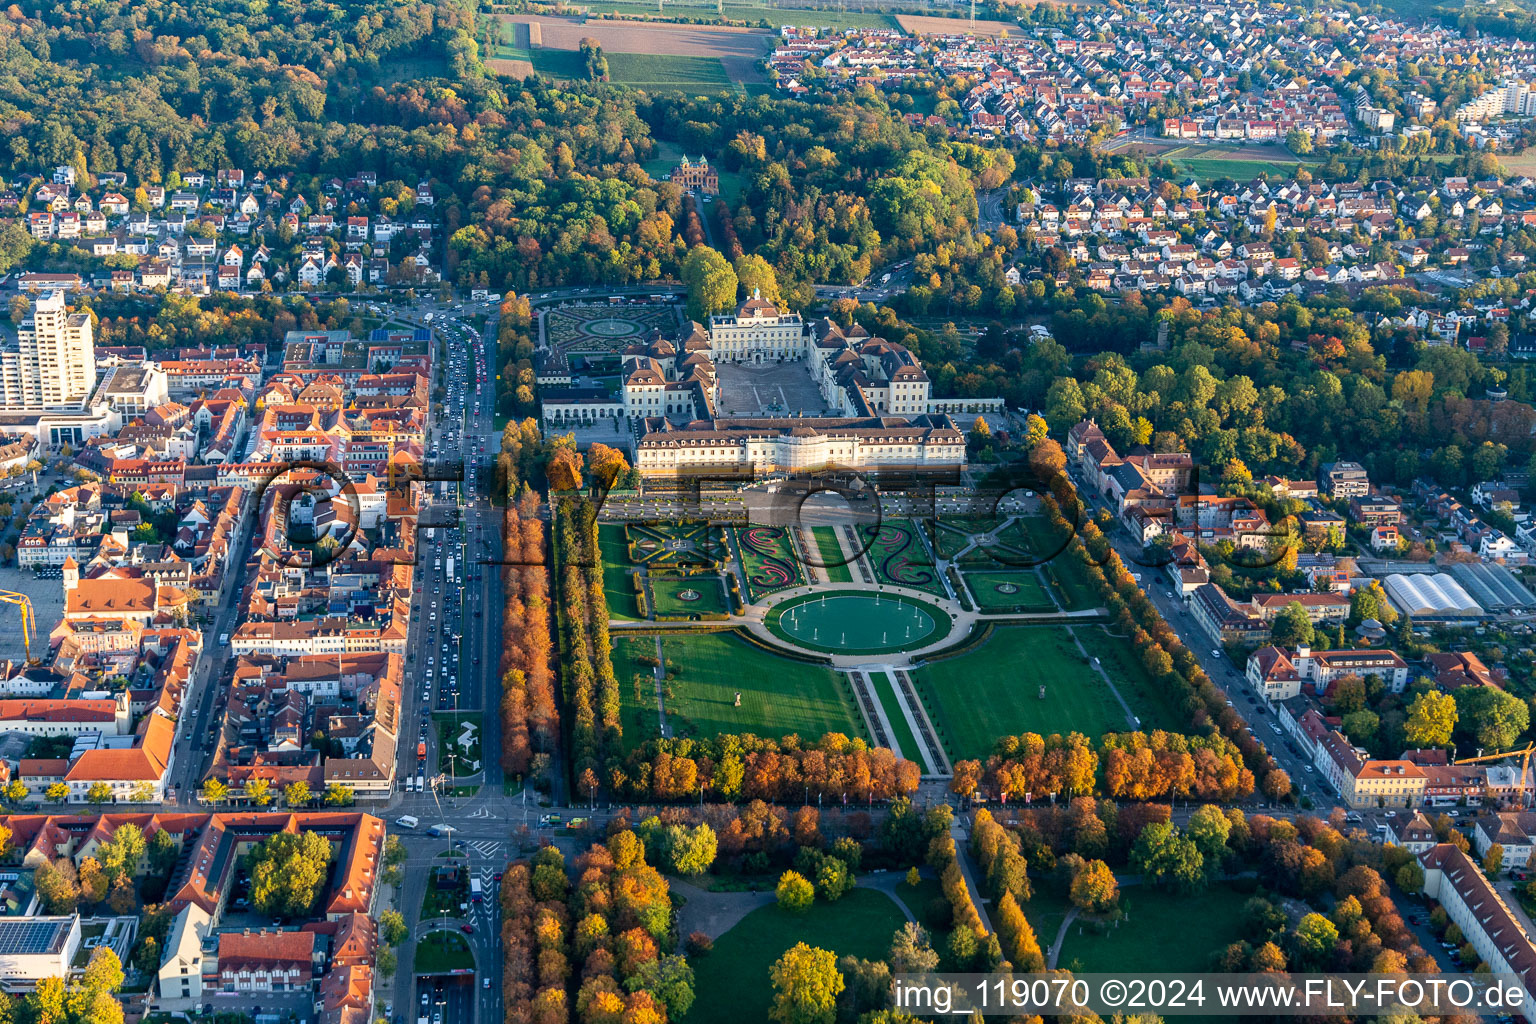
[1,291,97,410]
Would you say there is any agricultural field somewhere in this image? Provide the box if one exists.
[911,625,1179,760]
[859,519,946,596]
[895,13,1023,33]
[736,525,807,600]
[619,631,862,746]
[496,14,773,85]
[1056,884,1250,973]
[580,0,905,29]
[686,889,908,1024]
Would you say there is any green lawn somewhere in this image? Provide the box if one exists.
[913,626,1180,759]
[1056,883,1249,973]
[860,520,946,596]
[963,569,1056,613]
[686,889,908,1024]
[867,671,919,763]
[811,526,853,583]
[650,574,730,618]
[599,524,642,621]
[630,631,862,746]
[1023,886,1073,951]
[1082,625,1190,732]
[1174,156,1322,183]
[415,930,476,974]
[433,712,483,776]
[615,635,663,745]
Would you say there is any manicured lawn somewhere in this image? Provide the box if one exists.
[1056,883,1249,973]
[599,524,642,621]
[1082,625,1190,731]
[868,671,919,763]
[1023,885,1074,955]
[650,574,730,618]
[686,888,908,1024]
[963,569,1056,613]
[860,519,946,596]
[415,930,476,974]
[736,526,806,601]
[614,635,662,745]
[433,712,483,776]
[629,631,862,746]
[811,526,853,583]
[913,626,1179,759]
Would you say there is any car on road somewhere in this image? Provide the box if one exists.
[461,924,475,934]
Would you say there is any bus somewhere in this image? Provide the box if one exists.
[446,556,454,581]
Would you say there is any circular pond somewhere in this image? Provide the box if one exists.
[766,591,953,655]
[585,318,644,338]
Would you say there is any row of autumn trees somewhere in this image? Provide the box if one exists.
[555,496,623,795]
[608,733,921,804]
[499,429,559,779]
[951,728,1256,805]
[501,833,691,1024]
[1046,487,1290,801]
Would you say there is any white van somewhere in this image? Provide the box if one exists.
[395,815,419,829]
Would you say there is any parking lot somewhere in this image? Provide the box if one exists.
[0,563,65,664]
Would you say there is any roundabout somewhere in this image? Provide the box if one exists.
[765,590,954,655]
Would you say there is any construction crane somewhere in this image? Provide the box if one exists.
[0,591,38,665]
[1454,742,1536,809]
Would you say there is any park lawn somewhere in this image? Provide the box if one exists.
[963,569,1056,613]
[1056,883,1249,973]
[415,930,476,973]
[913,626,1134,760]
[1022,885,1074,956]
[651,574,730,617]
[1079,624,1189,731]
[638,631,862,746]
[811,526,853,583]
[642,139,686,182]
[685,889,908,1024]
[614,635,663,745]
[600,524,643,621]
[893,875,953,947]
[861,519,947,597]
[868,671,920,763]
